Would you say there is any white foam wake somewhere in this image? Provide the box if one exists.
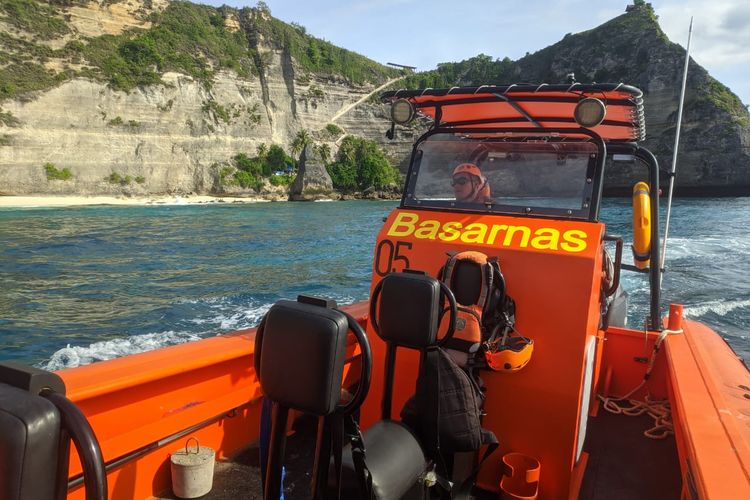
[41,294,361,370]
[662,236,750,260]
[42,331,202,371]
[683,298,750,318]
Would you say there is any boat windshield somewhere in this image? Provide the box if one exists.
[404,132,601,219]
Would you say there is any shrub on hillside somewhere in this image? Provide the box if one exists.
[327,136,399,191]
[44,162,72,181]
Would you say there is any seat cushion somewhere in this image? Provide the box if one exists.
[331,420,426,500]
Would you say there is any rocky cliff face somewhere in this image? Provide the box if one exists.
[395,5,749,194]
[510,7,750,194]
[0,0,400,196]
[290,143,333,200]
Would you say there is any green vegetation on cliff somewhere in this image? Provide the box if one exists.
[44,163,73,181]
[77,2,255,91]
[327,136,400,191]
[0,109,20,126]
[393,3,665,89]
[248,2,399,85]
[704,79,748,126]
[396,54,514,90]
[0,0,398,99]
[223,143,295,191]
[0,0,69,39]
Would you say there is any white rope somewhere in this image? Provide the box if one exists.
[597,328,683,439]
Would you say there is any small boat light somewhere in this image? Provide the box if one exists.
[574,98,606,128]
[391,99,415,124]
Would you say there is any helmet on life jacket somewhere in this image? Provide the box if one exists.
[483,333,534,372]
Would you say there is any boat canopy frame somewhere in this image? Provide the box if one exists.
[381,83,646,142]
[608,143,662,330]
[400,126,607,221]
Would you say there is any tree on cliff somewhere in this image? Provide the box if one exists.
[327,136,400,191]
[291,129,312,157]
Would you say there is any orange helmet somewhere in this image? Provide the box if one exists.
[453,163,483,179]
[484,336,534,372]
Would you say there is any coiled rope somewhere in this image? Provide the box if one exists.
[597,328,683,439]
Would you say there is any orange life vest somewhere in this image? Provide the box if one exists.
[438,251,497,358]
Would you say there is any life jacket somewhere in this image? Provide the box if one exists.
[438,251,514,367]
[470,179,492,203]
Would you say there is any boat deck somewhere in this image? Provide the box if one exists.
[156,410,681,499]
[580,409,681,500]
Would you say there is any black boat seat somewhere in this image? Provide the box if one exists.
[331,271,457,500]
[256,298,351,416]
[335,420,425,499]
[0,383,62,500]
[0,362,106,500]
[255,296,372,500]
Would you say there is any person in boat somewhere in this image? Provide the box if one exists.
[452,163,491,203]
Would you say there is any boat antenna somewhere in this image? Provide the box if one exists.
[660,17,693,277]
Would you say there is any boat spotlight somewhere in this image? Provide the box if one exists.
[574,97,607,128]
[391,99,415,125]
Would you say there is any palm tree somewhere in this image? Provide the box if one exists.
[314,143,331,163]
[291,129,312,157]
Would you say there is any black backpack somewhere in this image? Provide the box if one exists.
[401,345,497,456]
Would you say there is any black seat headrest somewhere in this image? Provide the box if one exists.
[371,271,443,349]
[256,299,349,416]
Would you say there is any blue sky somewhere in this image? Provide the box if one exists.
[199,0,750,106]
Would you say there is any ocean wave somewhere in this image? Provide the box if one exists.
[41,330,202,370]
[185,293,360,331]
[683,299,750,318]
[218,303,273,330]
[662,236,750,260]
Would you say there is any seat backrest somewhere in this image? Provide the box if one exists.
[450,260,484,306]
[256,298,350,416]
[371,271,442,350]
[0,383,62,500]
[370,271,454,421]
[0,362,106,500]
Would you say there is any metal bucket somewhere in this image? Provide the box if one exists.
[170,437,215,499]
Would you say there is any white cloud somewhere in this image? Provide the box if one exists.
[657,1,750,68]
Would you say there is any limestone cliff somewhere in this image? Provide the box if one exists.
[289,143,333,201]
[0,0,401,196]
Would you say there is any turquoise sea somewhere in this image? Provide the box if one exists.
[0,199,748,368]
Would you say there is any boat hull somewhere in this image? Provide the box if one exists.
[57,304,749,499]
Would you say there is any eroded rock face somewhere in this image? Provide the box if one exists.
[289,144,334,201]
[0,1,397,197]
[505,7,750,194]
[0,60,389,196]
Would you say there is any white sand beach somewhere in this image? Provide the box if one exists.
[0,195,275,208]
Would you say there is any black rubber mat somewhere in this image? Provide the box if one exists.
[579,409,682,500]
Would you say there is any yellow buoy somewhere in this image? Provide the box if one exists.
[632,181,651,270]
